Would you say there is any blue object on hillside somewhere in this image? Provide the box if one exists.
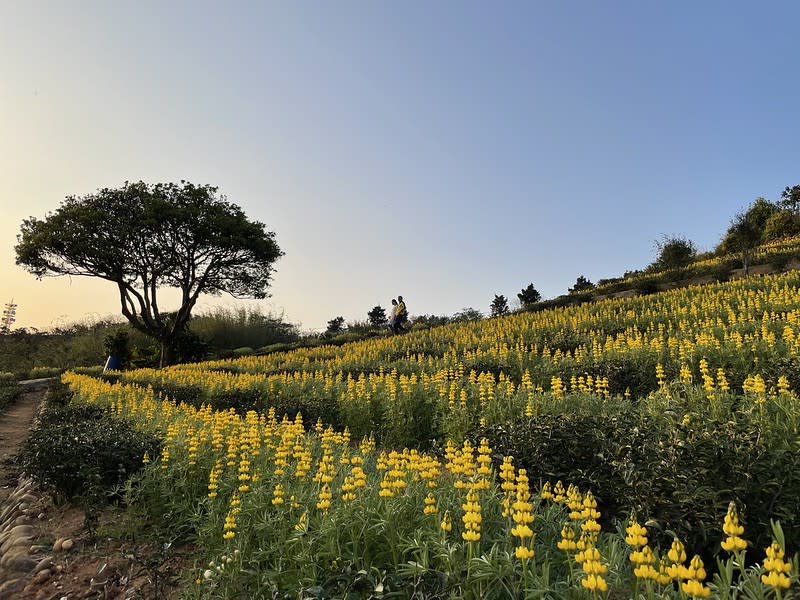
[104,356,122,372]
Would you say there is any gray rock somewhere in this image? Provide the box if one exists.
[9,485,31,502]
[0,549,37,571]
[7,525,34,538]
[0,502,19,525]
[0,534,32,555]
[33,567,51,583]
[33,556,52,573]
[0,578,23,597]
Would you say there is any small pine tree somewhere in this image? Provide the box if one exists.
[490,294,509,317]
[517,283,541,308]
[568,276,594,294]
[367,306,388,327]
[326,316,345,335]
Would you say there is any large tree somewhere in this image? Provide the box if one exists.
[16,181,283,366]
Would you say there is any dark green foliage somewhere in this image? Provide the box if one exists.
[780,184,800,213]
[524,291,593,312]
[410,314,450,329]
[190,307,299,351]
[326,316,345,335]
[636,279,661,295]
[652,235,697,272]
[764,209,800,241]
[482,398,799,563]
[568,276,594,294]
[451,308,484,322]
[367,306,388,327]
[103,328,130,367]
[21,398,161,502]
[16,181,283,367]
[255,342,293,355]
[0,379,21,412]
[718,199,779,274]
[0,320,115,376]
[517,283,541,307]
[490,294,509,317]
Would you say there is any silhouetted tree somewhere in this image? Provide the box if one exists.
[569,276,595,294]
[367,305,388,327]
[780,185,800,214]
[517,283,541,308]
[652,235,697,271]
[725,211,762,276]
[490,294,509,317]
[15,181,282,367]
[326,316,345,335]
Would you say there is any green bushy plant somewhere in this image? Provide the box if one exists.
[480,389,800,563]
[764,209,800,242]
[21,401,161,502]
[28,366,62,379]
[0,376,20,411]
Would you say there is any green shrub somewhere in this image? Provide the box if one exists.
[481,392,800,563]
[21,402,162,502]
[28,366,62,379]
[764,209,800,242]
[0,376,20,411]
[635,278,661,295]
[256,342,292,355]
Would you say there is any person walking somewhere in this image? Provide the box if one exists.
[388,298,399,333]
[395,295,408,332]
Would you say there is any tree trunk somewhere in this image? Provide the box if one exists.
[159,339,173,369]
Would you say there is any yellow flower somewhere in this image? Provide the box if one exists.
[440,512,452,532]
[423,493,438,515]
[625,518,648,547]
[681,578,711,597]
[761,541,792,590]
[515,545,534,560]
[721,503,745,546]
[580,574,608,592]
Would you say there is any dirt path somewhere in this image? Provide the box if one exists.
[0,381,191,599]
[0,383,47,504]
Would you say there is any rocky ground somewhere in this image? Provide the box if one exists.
[0,383,192,600]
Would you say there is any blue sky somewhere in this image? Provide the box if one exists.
[1,1,799,332]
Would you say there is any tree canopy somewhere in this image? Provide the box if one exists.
[652,235,697,272]
[326,316,345,334]
[490,294,509,317]
[780,184,800,214]
[517,283,541,308]
[15,181,283,366]
[568,276,594,294]
[367,305,388,327]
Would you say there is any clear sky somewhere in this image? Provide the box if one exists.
[1,1,799,332]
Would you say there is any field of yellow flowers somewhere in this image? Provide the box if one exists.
[62,272,800,598]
